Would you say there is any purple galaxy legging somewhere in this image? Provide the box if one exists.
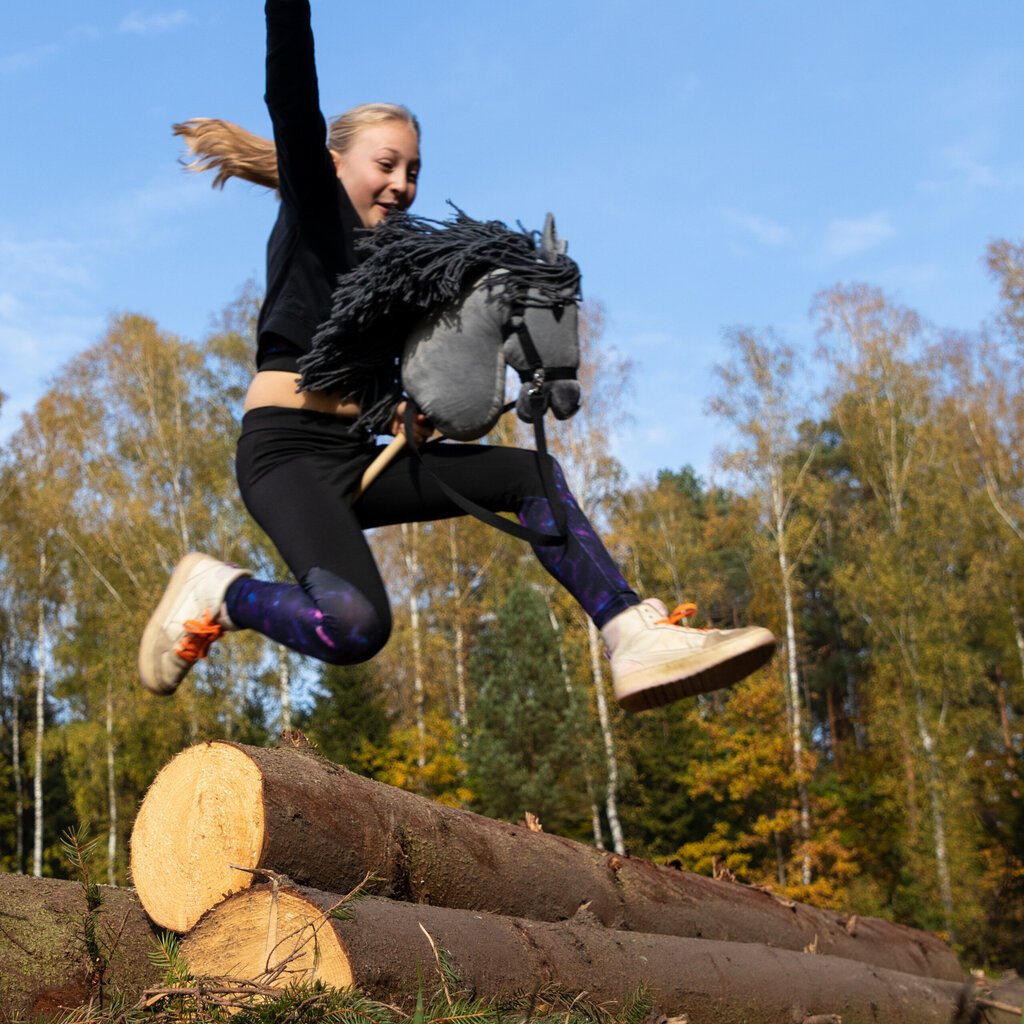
[229,408,639,665]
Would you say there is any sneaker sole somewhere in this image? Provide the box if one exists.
[138,552,211,696]
[614,628,777,712]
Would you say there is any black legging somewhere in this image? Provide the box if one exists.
[227,406,637,664]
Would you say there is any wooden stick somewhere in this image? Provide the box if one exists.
[976,996,1023,1014]
[353,434,407,502]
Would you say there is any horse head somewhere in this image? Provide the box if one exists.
[303,206,581,441]
[401,213,581,440]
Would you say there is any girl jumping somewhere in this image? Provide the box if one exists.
[138,0,776,713]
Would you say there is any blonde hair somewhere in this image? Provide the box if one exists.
[173,103,420,190]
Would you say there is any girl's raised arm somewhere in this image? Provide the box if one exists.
[264,0,359,264]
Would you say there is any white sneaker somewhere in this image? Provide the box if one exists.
[603,599,776,712]
[138,553,251,696]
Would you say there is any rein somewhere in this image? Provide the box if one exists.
[397,310,569,547]
[320,207,580,545]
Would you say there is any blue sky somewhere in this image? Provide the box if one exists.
[3,1,1023,482]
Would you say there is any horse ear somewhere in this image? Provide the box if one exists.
[540,212,567,262]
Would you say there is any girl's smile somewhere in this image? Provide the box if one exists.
[332,121,420,228]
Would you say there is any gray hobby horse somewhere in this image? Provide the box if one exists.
[299,207,582,539]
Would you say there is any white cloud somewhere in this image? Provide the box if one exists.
[118,10,190,35]
[823,213,895,259]
[0,233,100,438]
[722,208,790,248]
[1,25,100,75]
[0,42,61,75]
[0,235,92,295]
[68,25,102,43]
[0,311,104,443]
[96,176,217,251]
[941,142,1024,192]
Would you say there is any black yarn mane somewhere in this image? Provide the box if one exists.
[297,206,582,409]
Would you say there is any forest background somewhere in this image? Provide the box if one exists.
[4,0,1024,983]
[2,240,1024,973]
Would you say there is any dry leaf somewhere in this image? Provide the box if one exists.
[280,729,315,750]
[639,1012,689,1024]
[711,856,737,883]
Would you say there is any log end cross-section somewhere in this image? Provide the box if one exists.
[183,886,353,991]
[130,742,266,933]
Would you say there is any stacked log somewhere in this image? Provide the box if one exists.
[0,874,161,1021]
[130,740,974,1024]
[181,884,973,1024]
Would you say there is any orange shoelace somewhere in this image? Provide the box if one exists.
[658,602,699,627]
[175,611,224,664]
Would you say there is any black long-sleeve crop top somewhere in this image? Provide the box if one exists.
[256,0,399,432]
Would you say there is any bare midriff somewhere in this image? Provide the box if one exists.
[243,371,362,418]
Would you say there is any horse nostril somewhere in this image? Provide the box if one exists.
[550,381,581,420]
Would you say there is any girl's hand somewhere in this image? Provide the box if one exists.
[391,401,433,445]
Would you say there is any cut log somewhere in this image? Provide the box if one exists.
[181,883,974,1024]
[130,741,963,981]
[0,874,161,1022]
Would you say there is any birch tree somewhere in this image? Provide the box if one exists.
[708,327,826,886]
[532,305,633,852]
[815,283,976,940]
[2,390,82,876]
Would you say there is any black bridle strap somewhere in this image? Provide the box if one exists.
[525,387,569,540]
[510,317,570,539]
[403,396,568,547]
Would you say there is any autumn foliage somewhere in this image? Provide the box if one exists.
[1,246,1023,973]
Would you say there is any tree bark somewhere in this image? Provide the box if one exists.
[12,680,25,873]
[448,522,469,748]
[914,681,956,943]
[587,619,625,855]
[106,681,117,887]
[277,644,292,734]
[547,598,604,850]
[32,545,46,879]
[401,523,426,770]
[181,883,973,1024]
[776,509,813,886]
[130,741,964,982]
[0,874,161,1022]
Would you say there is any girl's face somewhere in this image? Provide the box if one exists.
[333,120,420,228]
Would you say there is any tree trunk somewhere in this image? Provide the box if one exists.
[914,683,956,943]
[1012,601,1024,689]
[401,523,426,770]
[448,522,469,748]
[996,673,1020,798]
[105,681,117,887]
[776,515,813,886]
[587,619,625,855]
[277,644,292,734]
[130,741,964,982]
[33,546,46,879]
[181,883,972,1024]
[13,679,24,873]
[0,874,161,1022]
[547,598,604,850]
